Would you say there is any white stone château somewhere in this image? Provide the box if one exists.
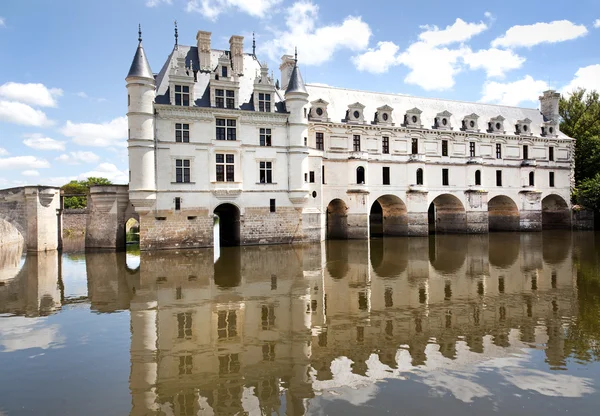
[126,28,574,250]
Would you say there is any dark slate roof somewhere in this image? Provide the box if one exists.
[285,64,307,95]
[127,42,154,80]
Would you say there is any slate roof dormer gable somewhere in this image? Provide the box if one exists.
[127,40,154,80]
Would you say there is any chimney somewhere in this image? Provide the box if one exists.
[279,55,295,90]
[196,30,211,71]
[229,35,244,75]
[539,90,560,122]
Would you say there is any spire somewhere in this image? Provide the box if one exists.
[174,20,178,50]
[252,32,256,56]
[127,24,154,80]
[285,48,307,95]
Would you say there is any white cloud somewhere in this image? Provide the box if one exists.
[55,151,100,165]
[480,75,551,106]
[484,11,493,19]
[0,82,63,107]
[76,91,88,99]
[23,134,66,151]
[0,101,52,126]
[22,170,40,177]
[0,155,51,170]
[562,64,600,94]
[463,48,526,78]
[60,116,127,147]
[398,42,467,90]
[0,318,64,352]
[0,147,8,156]
[353,41,400,74]
[262,1,371,66]
[186,0,281,20]
[78,163,128,183]
[418,18,487,47]
[0,17,5,27]
[146,0,172,6]
[594,19,600,28]
[492,20,588,48]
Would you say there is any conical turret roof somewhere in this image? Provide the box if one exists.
[127,42,154,80]
[285,63,307,95]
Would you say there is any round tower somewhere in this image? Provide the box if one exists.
[126,26,156,206]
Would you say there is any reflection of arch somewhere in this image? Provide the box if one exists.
[214,246,242,287]
[356,166,365,184]
[488,195,519,231]
[369,195,408,237]
[542,195,570,229]
[370,238,408,277]
[429,234,467,274]
[214,203,241,246]
[488,233,520,268]
[125,217,140,245]
[325,240,348,279]
[542,231,570,264]
[428,194,466,234]
[326,199,348,239]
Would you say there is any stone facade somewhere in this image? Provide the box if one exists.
[63,208,88,236]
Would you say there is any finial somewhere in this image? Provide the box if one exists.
[252,32,256,56]
[138,24,142,43]
[174,20,178,50]
[294,47,298,64]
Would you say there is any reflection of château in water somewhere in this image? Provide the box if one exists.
[0,233,590,415]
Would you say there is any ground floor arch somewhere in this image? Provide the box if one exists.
[125,216,140,245]
[428,194,466,234]
[369,195,408,237]
[0,218,24,248]
[214,203,241,247]
[488,195,519,231]
[542,195,571,229]
[326,199,348,239]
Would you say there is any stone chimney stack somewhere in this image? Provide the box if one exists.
[279,55,295,90]
[229,35,244,75]
[539,90,560,122]
[196,30,211,71]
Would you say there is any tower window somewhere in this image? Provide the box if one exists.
[496,170,502,187]
[216,118,237,141]
[382,136,389,154]
[442,168,449,186]
[523,145,529,160]
[175,197,181,211]
[322,165,325,184]
[316,132,324,150]
[549,146,554,161]
[475,170,481,186]
[270,199,276,213]
[383,166,390,185]
[416,168,423,185]
[175,159,191,183]
[353,135,361,151]
[175,123,190,143]
[216,154,235,182]
[529,171,535,187]
[309,171,315,183]
[259,128,272,146]
[442,140,448,156]
[469,141,476,157]
[496,143,502,159]
[175,85,190,106]
[259,161,273,183]
[258,93,271,112]
[356,166,365,184]
[412,138,418,155]
[549,172,555,187]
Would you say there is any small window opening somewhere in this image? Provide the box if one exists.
[175,197,181,211]
[270,199,276,213]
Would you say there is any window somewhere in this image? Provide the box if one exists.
[215,89,224,108]
[216,154,235,182]
[496,170,502,186]
[175,159,191,183]
[442,140,448,156]
[179,355,193,375]
[549,172,555,187]
[383,167,390,185]
[259,128,271,146]
[175,197,181,211]
[261,305,276,330]
[128,94,130,106]
[226,90,235,109]
[356,166,365,184]
[382,136,389,154]
[309,171,315,183]
[316,132,324,150]
[217,310,237,339]
[416,168,423,185]
[262,343,276,361]
[442,168,449,186]
[270,199,276,213]
[322,165,325,184]
[523,145,529,160]
[496,143,502,159]
[177,312,192,339]
[549,146,554,161]
[475,170,481,186]
[412,138,418,155]
[259,161,273,183]
[175,85,190,106]
[353,135,361,151]
[469,141,476,157]
[304,137,307,146]
[258,93,271,112]
[529,172,535,186]
[218,354,240,374]
[216,118,236,141]
[221,65,228,78]
[175,123,189,143]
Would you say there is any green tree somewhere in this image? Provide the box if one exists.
[61,177,112,209]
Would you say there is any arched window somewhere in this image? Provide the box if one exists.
[416,168,424,185]
[475,170,481,186]
[356,166,365,184]
[529,171,535,186]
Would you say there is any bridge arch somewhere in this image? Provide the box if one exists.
[369,194,408,237]
[542,194,571,229]
[488,195,520,231]
[428,194,466,234]
[326,198,348,239]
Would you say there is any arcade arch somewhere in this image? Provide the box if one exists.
[488,195,519,231]
[428,194,466,234]
[369,195,408,237]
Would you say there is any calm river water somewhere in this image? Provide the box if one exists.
[1,231,600,415]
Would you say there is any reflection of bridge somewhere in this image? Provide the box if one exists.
[0,185,137,252]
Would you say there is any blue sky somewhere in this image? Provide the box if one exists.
[1,0,599,187]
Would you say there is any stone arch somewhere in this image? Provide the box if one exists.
[542,194,570,229]
[214,203,241,247]
[369,194,408,237]
[326,199,348,239]
[428,194,466,234]
[488,195,519,231]
[0,217,24,248]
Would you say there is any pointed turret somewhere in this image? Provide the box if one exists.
[127,25,154,80]
[285,50,307,96]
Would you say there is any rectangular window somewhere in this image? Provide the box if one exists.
[215,89,224,108]
[383,167,390,185]
[549,172,555,187]
[469,141,476,157]
[179,355,193,375]
[216,154,235,182]
[316,132,324,150]
[258,93,271,112]
[259,161,272,183]
[177,312,192,339]
[175,123,190,143]
[442,168,449,186]
[270,199,276,213]
[353,135,361,151]
[382,136,389,154]
[259,128,272,146]
[529,172,535,186]
[175,197,181,211]
[216,118,236,141]
[523,145,529,160]
[221,66,227,78]
[226,90,235,109]
[322,165,325,184]
[175,85,190,106]
[309,171,315,183]
[412,138,418,155]
[549,146,554,161]
[261,305,276,330]
[217,310,237,339]
[496,143,502,159]
[496,170,503,187]
[442,140,448,156]
[175,159,191,183]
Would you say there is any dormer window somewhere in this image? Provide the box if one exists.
[515,118,532,135]
[309,99,329,121]
[222,66,228,78]
[434,111,452,130]
[215,89,235,109]
[404,108,422,128]
[375,105,394,126]
[258,93,271,112]
[462,113,479,132]
[488,116,505,133]
[346,102,365,124]
[541,121,558,137]
[316,108,323,116]
[175,85,190,106]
